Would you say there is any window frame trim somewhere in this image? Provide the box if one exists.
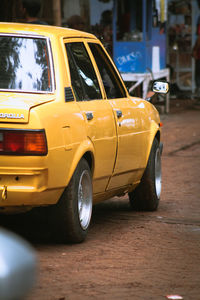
[64,39,103,102]
[65,42,89,101]
[86,40,128,99]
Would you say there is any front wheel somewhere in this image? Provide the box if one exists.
[51,158,93,243]
[129,138,162,211]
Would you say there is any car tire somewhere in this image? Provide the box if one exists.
[51,158,93,243]
[128,138,161,211]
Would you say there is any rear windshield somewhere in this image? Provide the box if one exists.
[0,36,53,93]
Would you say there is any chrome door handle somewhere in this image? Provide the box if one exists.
[116,110,122,118]
[86,112,93,120]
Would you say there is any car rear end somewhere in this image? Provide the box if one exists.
[0,29,59,213]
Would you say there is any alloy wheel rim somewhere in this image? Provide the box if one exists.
[155,147,162,199]
[78,170,92,230]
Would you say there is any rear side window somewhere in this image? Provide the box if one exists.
[0,36,52,92]
[65,42,102,101]
[89,43,126,99]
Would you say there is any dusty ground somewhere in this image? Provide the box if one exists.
[1,99,200,300]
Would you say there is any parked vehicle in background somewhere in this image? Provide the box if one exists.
[0,23,168,243]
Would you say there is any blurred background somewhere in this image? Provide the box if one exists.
[1,0,199,112]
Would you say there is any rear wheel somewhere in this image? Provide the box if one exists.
[129,138,161,211]
[51,158,93,243]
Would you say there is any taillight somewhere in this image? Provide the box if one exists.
[0,130,47,155]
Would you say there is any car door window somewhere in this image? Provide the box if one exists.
[89,43,126,99]
[65,42,102,101]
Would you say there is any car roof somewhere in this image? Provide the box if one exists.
[0,22,97,40]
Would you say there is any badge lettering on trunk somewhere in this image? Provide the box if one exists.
[0,113,25,119]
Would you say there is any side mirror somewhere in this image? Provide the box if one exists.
[152,81,169,94]
[0,228,37,300]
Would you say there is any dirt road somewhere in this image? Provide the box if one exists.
[2,102,200,300]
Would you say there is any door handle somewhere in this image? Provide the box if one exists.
[86,112,93,120]
[116,110,122,118]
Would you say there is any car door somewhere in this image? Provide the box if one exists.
[64,40,117,194]
[88,42,145,190]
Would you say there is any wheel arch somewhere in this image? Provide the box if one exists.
[83,151,94,174]
[145,121,161,167]
[155,130,160,143]
[64,139,95,188]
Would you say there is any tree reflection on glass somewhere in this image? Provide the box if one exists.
[0,36,52,92]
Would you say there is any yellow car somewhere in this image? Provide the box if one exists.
[0,23,168,242]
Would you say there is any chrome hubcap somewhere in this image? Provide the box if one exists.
[78,170,92,230]
[155,147,162,199]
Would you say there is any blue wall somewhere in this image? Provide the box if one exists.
[113,0,167,73]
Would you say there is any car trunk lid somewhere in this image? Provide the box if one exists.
[0,93,55,124]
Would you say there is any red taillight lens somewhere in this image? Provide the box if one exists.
[0,130,47,155]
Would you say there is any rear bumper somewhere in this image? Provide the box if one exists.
[0,167,63,212]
